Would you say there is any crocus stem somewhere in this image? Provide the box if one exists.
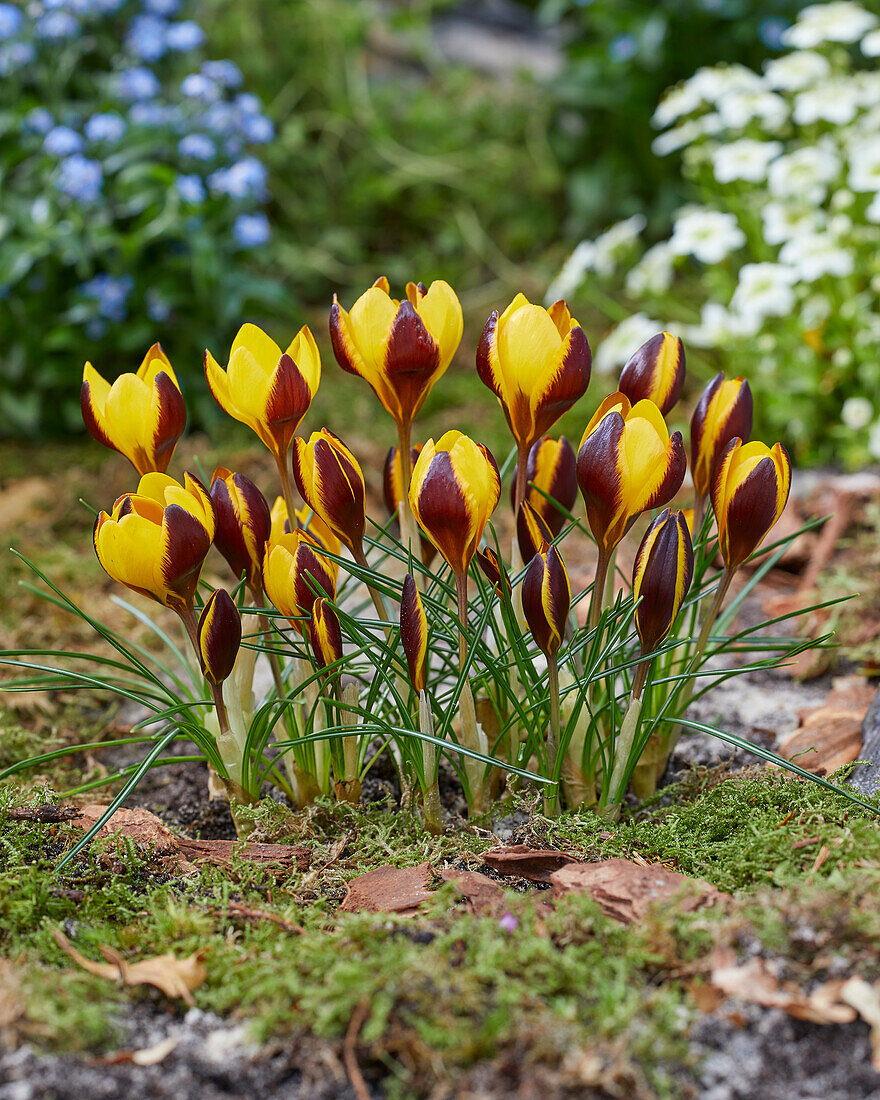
[455,569,489,814]
[588,549,611,632]
[352,543,390,623]
[514,444,529,518]
[418,690,443,834]
[694,567,734,659]
[605,660,649,808]
[510,445,529,628]
[276,453,298,527]
[249,580,286,701]
[455,570,469,668]
[396,419,421,573]
[544,652,561,817]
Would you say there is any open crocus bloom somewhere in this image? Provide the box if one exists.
[81,343,186,476]
[409,430,500,577]
[577,393,686,555]
[292,429,366,555]
[262,530,339,632]
[93,471,214,611]
[711,438,791,571]
[477,293,591,453]
[205,323,320,461]
[330,277,462,428]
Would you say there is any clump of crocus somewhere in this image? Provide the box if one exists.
[81,344,186,476]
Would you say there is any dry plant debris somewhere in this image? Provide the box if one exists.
[779,675,875,774]
[338,862,435,914]
[481,844,577,882]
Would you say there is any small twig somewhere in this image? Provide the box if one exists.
[223,901,304,934]
[343,998,372,1100]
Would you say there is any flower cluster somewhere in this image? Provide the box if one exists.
[548,0,880,467]
[2,0,275,434]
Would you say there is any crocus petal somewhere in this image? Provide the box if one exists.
[712,439,791,571]
[522,543,570,658]
[198,589,242,685]
[400,573,428,693]
[632,509,693,654]
[618,332,685,416]
[691,372,753,499]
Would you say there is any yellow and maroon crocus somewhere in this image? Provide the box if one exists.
[510,435,577,540]
[262,530,338,634]
[309,597,343,683]
[292,429,366,560]
[691,372,753,528]
[517,500,554,565]
[618,332,685,416]
[197,589,242,687]
[711,439,791,573]
[632,509,694,657]
[93,472,214,616]
[522,543,570,661]
[209,468,272,594]
[400,573,429,695]
[81,344,186,476]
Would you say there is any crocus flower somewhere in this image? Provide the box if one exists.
[409,430,500,577]
[269,497,341,556]
[618,332,685,416]
[209,467,271,591]
[400,573,428,693]
[522,543,570,659]
[577,393,686,556]
[93,472,214,613]
[475,547,511,601]
[81,343,186,476]
[310,597,343,681]
[632,509,694,655]
[262,530,338,631]
[509,436,577,539]
[691,372,753,500]
[292,429,366,557]
[198,589,242,685]
[711,439,791,571]
[517,500,553,565]
[205,322,320,465]
[329,277,462,431]
[477,293,591,462]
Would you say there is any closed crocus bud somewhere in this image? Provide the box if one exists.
[81,343,186,476]
[618,332,685,416]
[711,439,791,572]
[632,509,694,655]
[198,589,242,685]
[517,500,553,565]
[522,543,570,659]
[269,497,341,556]
[577,393,686,555]
[330,277,462,429]
[476,547,511,600]
[310,597,343,682]
[209,467,271,590]
[292,429,366,556]
[409,430,500,576]
[691,372,753,499]
[205,323,320,463]
[93,472,215,612]
[400,573,428,693]
[510,436,577,539]
[383,444,423,517]
[262,530,338,631]
[477,294,591,454]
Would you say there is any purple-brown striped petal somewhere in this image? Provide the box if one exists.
[198,589,242,685]
[400,573,428,693]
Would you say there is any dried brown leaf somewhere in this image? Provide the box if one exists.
[338,863,434,914]
[482,844,577,883]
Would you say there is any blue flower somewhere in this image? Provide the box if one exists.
[233,212,271,248]
[0,3,22,40]
[241,114,274,144]
[201,102,236,135]
[34,12,80,39]
[116,67,161,101]
[23,108,55,135]
[81,273,134,321]
[56,155,103,203]
[608,33,638,62]
[180,73,218,101]
[235,93,261,116]
[166,21,205,51]
[144,0,181,13]
[0,41,34,73]
[85,112,126,143]
[85,319,108,340]
[759,16,788,49]
[146,289,172,322]
[126,14,167,61]
[178,133,215,160]
[129,102,174,126]
[208,156,268,200]
[44,126,85,156]
[201,60,243,88]
[176,174,206,203]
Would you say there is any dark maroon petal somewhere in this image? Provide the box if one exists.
[314,436,366,550]
[475,311,502,398]
[400,573,428,692]
[619,333,685,416]
[161,504,212,603]
[210,476,249,581]
[329,299,359,376]
[724,456,782,570]
[634,511,693,653]
[517,501,553,564]
[383,301,441,423]
[198,589,242,684]
[152,371,187,472]
[576,412,625,547]
[294,544,335,616]
[642,430,687,513]
[522,553,550,655]
[265,353,312,434]
[476,547,510,600]
[416,451,470,573]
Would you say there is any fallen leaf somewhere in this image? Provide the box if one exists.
[338,863,434,914]
[707,948,857,1025]
[97,1036,179,1066]
[841,977,880,1070]
[549,858,725,924]
[482,844,577,883]
[175,837,311,873]
[51,928,207,1005]
[778,676,874,774]
[74,804,179,853]
[441,869,509,917]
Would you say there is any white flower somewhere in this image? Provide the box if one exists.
[625,242,675,296]
[717,89,787,131]
[544,240,596,306]
[853,71,880,109]
[866,194,880,222]
[730,263,798,325]
[762,202,824,245]
[669,208,745,264]
[768,145,840,204]
[763,50,831,91]
[868,420,880,459]
[848,138,880,192]
[594,314,666,374]
[684,302,756,349]
[862,27,880,55]
[687,64,764,103]
[779,234,855,280]
[842,398,873,429]
[711,139,783,183]
[794,80,861,125]
[652,82,704,128]
[783,2,877,49]
[591,215,646,278]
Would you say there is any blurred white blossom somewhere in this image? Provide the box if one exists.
[711,139,782,183]
[794,80,861,125]
[730,263,798,324]
[763,50,831,91]
[544,240,596,305]
[779,234,855,280]
[842,398,873,429]
[768,145,840,204]
[669,208,745,264]
[625,242,675,296]
[594,313,665,373]
[591,215,646,278]
[717,89,787,130]
[761,202,824,245]
[782,2,877,49]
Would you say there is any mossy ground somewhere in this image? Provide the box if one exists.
[2,767,879,1098]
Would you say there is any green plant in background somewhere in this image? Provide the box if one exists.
[0,0,280,437]
[548,0,880,467]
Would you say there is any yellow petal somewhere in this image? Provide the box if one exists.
[230,322,281,376]
[496,302,563,394]
[286,325,321,393]
[82,362,111,413]
[348,285,398,372]
[410,280,463,370]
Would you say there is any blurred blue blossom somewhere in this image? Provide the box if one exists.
[85,112,126,143]
[44,126,84,156]
[178,132,215,160]
[117,66,161,100]
[126,14,167,61]
[85,319,108,341]
[208,156,268,200]
[146,289,172,322]
[233,212,271,248]
[56,155,103,202]
[235,93,261,116]
[181,72,219,101]
[609,33,639,62]
[34,12,79,39]
[166,21,205,51]
[201,60,243,88]
[23,108,55,135]
[144,0,181,13]
[175,173,206,202]
[129,101,175,126]
[759,17,788,49]
[80,273,134,321]
[1,42,35,73]
[241,115,274,143]
[0,3,22,40]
